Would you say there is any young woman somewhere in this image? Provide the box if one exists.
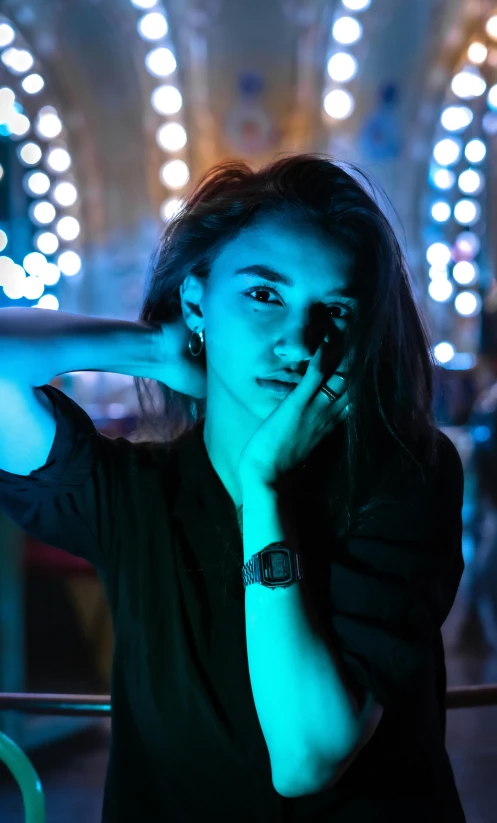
[0,154,466,822]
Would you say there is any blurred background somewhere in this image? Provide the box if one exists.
[0,0,497,820]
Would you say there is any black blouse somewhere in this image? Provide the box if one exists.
[0,385,467,822]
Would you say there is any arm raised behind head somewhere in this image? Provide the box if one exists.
[0,307,206,475]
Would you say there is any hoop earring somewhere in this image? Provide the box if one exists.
[188,329,205,357]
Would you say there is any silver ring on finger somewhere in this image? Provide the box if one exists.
[319,384,340,403]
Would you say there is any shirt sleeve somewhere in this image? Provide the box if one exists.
[0,384,141,575]
[328,430,465,711]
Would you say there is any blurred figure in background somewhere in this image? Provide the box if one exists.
[459,355,497,652]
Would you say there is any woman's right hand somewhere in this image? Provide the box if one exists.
[152,317,207,400]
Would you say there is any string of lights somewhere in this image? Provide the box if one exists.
[425,10,497,372]
[322,0,373,123]
[0,16,82,309]
[0,0,190,313]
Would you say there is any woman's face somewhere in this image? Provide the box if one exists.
[186,215,358,422]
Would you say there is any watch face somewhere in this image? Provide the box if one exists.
[269,551,289,580]
[247,547,300,588]
[263,549,292,583]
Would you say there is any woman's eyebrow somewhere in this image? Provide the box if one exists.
[234,264,359,299]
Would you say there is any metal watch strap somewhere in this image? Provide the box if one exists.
[241,542,303,589]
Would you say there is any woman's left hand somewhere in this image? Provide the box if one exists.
[237,341,351,490]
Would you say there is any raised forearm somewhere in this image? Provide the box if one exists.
[0,307,159,387]
[241,480,359,795]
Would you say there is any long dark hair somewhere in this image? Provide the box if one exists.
[134,153,440,541]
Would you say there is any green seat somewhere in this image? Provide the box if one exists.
[0,730,45,823]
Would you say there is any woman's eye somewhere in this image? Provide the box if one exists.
[245,286,279,304]
[244,286,350,320]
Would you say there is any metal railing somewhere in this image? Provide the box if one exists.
[1,683,497,715]
[1,684,496,823]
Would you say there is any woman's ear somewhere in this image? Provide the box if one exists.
[179,274,205,332]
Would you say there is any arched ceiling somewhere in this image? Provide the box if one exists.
[0,0,480,317]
